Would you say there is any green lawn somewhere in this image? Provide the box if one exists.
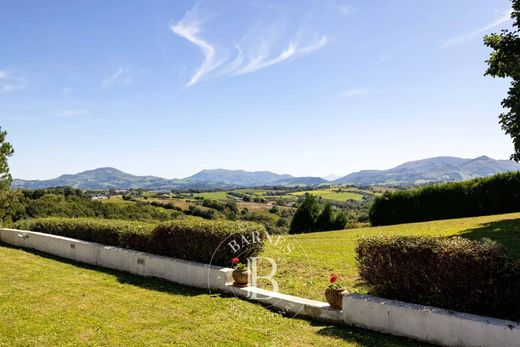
[289,189,364,201]
[260,212,520,301]
[0,245,426,347]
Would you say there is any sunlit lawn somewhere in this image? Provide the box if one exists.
[0,245,427,347]
[260,212,520,301]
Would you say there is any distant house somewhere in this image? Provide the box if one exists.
[91,195,108,200]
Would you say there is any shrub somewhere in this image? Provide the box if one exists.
[356,236,520,320]
[15,217,155,250]
[14,217,266,267]
[369,172,520,226]
[186,205,218,220]
[150,219,266,266]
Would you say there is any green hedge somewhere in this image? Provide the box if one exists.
[369,172,520,226]
[14,218,155,250]
[150,220,266,266]
[14,217,266,266]
[356,236,520,320]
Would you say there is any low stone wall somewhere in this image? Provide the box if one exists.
[2,227,520,347]
[343,293,520,347]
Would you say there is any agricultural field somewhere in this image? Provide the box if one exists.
[287,188,365,201]
[191,191,230,200]
[0,244,426,347]
[259,212,520,301]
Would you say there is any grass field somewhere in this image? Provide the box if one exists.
[191,191,230,200]
[288,188,364,201]
[0,245,427,347]
[260,212,520,301]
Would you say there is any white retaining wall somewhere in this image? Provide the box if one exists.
[343,293,520,347]
[2,227,520,347]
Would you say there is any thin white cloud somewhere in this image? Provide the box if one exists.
[0,70,28,93]
[170,3,328,86]
[101,68,133,88]
[438,9,512,49]
[234,36,327,75]
[58,109,88,118]
[171,19,223,87]
[339,88,372,98]
[338,4,357,16]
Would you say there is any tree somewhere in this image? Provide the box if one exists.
[333,210,348,230]
[315,203,336,231]
[484,2,520,160]
[0,127,14,224]
[289,194,321,234]
[0,127,13,191]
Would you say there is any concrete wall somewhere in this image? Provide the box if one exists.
[0,228,233,292]
[343,293,520,347]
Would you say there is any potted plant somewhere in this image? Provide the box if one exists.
[231,257,250,287]
[325,274,346,309]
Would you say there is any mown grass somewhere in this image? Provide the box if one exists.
[260,212,520,301]
[0,245,427,347]
[288,188,364,201]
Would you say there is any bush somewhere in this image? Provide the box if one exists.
[15,217,155,250]
[186,205,218,220]
[14,217,266,267]
[369,172,520,226]
[150,219,266,266]
[356,236,520,320]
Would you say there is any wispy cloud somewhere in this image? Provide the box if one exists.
[170,8,223,87]
[0,70,28,93]
[337,4,357,16]
[339,88,372,98]
[171,3,328,86]
[57,109,88,118]
[101,68,134,88]
[233,36,327,75]
[438,9,512,49]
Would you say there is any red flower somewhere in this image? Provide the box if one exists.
[330,274,338,283]
[231,257,240,264]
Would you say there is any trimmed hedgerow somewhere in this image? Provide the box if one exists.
[369,171,520,226]
[150,219,266,266]
[14,217,266,266]
[356,236,520,321]
[14,217,155,249]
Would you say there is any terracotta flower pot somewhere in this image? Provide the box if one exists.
[232,269,250,286]
[325,288,345,310]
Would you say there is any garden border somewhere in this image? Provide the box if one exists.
[1,227,519,347]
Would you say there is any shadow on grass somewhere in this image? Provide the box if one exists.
[315,324,433,347]
[458,217,520,257]
[0,242,207,297]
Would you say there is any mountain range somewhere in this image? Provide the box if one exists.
[12,156,520,190]
[334,156,520,185]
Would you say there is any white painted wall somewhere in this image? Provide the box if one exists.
[343,293,520,347]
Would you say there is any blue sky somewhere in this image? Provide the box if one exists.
[0,0,515,180]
